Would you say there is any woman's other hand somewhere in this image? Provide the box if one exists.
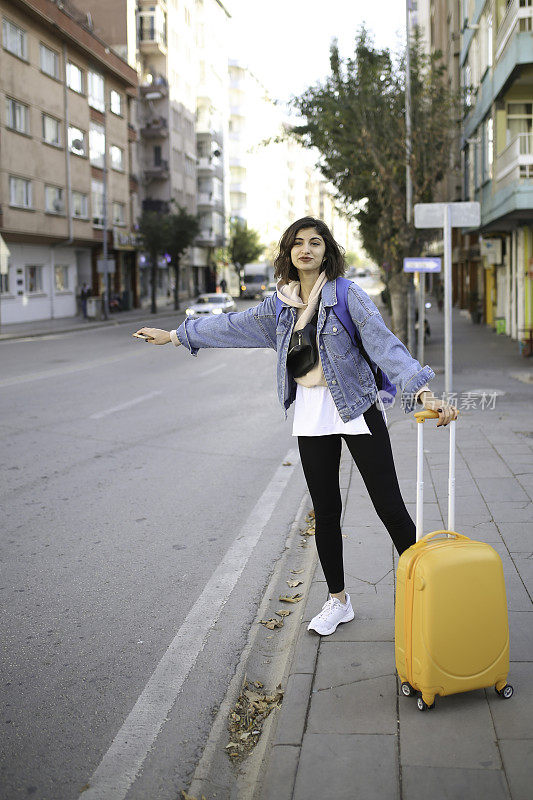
[418,391,458,427]
[133,327,171,345]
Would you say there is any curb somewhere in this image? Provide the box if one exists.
[0,309,186,341]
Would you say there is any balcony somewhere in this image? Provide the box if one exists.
[230,182,247,195]
[140,117,168,138]
[140,74,168,101]
[496,0,533,61]
[197,192,215,207]
[142,198,169,214]
[197,157,223,176]
[196,229,217,246]
[138,8,167,55]
[144,159,169,180]
[495,132,533,190]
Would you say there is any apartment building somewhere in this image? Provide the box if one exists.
[192,0,230,294]
[70,0,199,303]
[418,0,533,349]
[0,0,138,323]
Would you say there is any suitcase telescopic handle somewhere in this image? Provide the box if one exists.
[413,408,459,541]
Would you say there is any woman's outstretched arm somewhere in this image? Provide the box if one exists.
[134,293,277,354]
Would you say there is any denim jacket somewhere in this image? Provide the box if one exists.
[174,279,435,422]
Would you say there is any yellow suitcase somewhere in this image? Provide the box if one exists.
[395,409,514,710]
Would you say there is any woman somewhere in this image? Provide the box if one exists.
[134,217,457,636]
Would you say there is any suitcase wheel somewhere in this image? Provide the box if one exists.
[495,684,514,699]
[417,696,435,711]
[401,681,416,697]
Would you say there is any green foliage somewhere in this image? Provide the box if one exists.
[166,202,200,261]
[288,25,461,278]
[229,220,264,272]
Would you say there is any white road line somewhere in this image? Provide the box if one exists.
[79,447,299,800]
[199,362,226,378]
[0,351,144,388]
[89,391,163,419]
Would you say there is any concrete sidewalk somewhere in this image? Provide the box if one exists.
[260,304,533,800]
[0,300,186,340]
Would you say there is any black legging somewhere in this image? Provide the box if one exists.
[297,403,415,593]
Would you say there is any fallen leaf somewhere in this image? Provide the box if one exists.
[286,579,303,588]
[259,618,283,629]
[275,609,291,617]
[282,461,292,466]
[291,568,304,574]
[279,593,303,603]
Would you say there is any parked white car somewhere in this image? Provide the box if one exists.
[185,293,236,317]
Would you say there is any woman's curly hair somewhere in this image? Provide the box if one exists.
[273,217,346,283]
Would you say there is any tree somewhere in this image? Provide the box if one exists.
[229,220,264,293]
[165,203,200,311]
[288,26,461,341]
[138,211,168,314]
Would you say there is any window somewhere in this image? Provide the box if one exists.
[112,201,125,225]
[89,121,105,167]
[54,265,69,291]
[88,71,105,111]
[9,176,31,208]
[68,125,86,156]
[506,102,533,144]
[72,191,88,218]
[91,179,104,226]
[67,61,83,93]
[25,265,43,293]
[0,271,9,294]
[484,117,493,181]
[185,154,195,176]
[40,43,59,79]
[110,145,124,170]
[45,185,64,214]
[154,144,162,165]
[6,97,29,133]
[2,18,27,59]
[110,90,122,115]
[42,113,61,146]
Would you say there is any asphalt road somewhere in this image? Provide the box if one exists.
[0,307,307,800]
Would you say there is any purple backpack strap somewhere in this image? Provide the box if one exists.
[332,277,397,398]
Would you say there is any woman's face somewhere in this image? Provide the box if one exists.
[290,228,326,273]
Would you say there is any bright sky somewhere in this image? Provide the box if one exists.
[227,0,407,105]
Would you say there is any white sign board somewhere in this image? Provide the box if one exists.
[480,237,502,264]
[403,257,441,272]
[97,258,116,274]
[414,202,480,229]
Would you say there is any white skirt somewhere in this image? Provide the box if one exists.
[292,384,385,437]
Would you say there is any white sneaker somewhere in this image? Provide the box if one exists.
[307,593,355,635]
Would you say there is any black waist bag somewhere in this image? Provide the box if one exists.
[286,310,319,379]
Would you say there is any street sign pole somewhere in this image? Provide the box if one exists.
[417,271,425,365]
[443,204,454,395]
[414,201,481,399]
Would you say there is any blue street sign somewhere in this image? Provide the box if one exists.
[403,257,441,273]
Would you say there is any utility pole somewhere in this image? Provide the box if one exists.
[405,0,415,354]
[102,105,109,320]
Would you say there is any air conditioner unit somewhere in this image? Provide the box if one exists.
[53,200,64,212]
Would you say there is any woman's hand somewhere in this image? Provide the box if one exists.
[418,390,458,427]
[133,327,171,345]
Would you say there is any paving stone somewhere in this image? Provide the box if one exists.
[487,662,533,740]
[458,522,502,543]
[324,617,394,642]
[475,477,530,502]
[400,689,502,769]
[313,640,395,689]
[306,673,397,735]
[290,621,320,675]
[293,733,399,800]
[484,544,533,612]
[498,740,533,800]
[484,500,533,522]
[348,585,395,620]
[469,461,515,478]
[401,766,510,800]
[301,580,328,623]
[260,744,299,800]
[274,673,313,746]
[508,553,533,598]
[497,522,533,551]
[515,475,533,498]
[508,611,533,661]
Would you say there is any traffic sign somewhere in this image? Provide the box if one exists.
[404,257,441,273]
